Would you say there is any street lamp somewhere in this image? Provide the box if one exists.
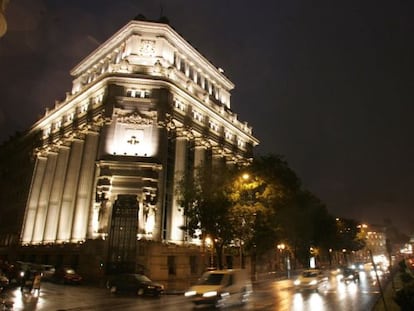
[277,243,285,251]
[242,173,250,181]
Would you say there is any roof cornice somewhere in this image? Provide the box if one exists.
[70,20,234,90]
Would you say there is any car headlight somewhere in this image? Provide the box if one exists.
[184,290,196,297]
[294,279,301,285]
[309,280,317,285]
[202,291,218,298]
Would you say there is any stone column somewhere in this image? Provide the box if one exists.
[43,145,70,243]
[225,153,237,168]
[57,139,84,242]
[32,151,58,243]
[72,132,99,242]
[170,135,187,242]
[212,147,225,171]
[194,142,206,169]
[21,155,47,244]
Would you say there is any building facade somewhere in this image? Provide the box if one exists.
[18,17,259,289]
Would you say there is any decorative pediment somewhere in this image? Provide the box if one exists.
[116,111,156,125]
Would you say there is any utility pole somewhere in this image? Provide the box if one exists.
[369,249,388,311]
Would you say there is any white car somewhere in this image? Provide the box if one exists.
[184,269,252,308]
[294,269,328,291]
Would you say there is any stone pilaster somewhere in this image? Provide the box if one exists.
[72,132,100,242]
[57,139,84,242]
[43,145,70,242]
[32,151,58,243]
[21,155,47,243]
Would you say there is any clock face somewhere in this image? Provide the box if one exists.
[140,40,155,56]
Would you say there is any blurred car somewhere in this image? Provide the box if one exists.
[294,269,328,291]
[106,273,164,296]
[53,267,82,285]
[350,262,366,271]
[184,269,252,308]
[340,267,360,283]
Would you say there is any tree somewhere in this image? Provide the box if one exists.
[176,165,236,269]
[333,218,366,254]
[243,155,301,257]
[276,190,336,268]
[227,155,304,274]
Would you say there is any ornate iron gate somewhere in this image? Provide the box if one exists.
[107,195,138,274]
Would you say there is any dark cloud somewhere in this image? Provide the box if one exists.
[1,0,413,233]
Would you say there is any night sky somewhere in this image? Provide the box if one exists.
[1,0,413,234]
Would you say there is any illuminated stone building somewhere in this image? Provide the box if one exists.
[18,17,259,288]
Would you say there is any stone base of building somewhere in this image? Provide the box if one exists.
[1,240,250,292]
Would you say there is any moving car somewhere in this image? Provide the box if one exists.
[106,273,164,296]
[294,269,328,291]
[341,267,360,283]
[184,269,252,308]
[350,262,366,271]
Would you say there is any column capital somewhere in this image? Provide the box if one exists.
[158,113,176,131]
[176,126,195,140]
[194,137,211,149]
[212,146,225,157]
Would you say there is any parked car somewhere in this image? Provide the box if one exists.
[184,269,252,308]
[39,265,55,282]
[53,267,82,285]
[106,273,164,296]
[294,269,328,292]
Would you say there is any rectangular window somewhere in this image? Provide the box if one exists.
[180,60,186,74]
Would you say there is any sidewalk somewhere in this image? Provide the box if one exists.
[372,271,402,311]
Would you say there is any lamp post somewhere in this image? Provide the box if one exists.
[205,236,214,269]
[277,243,287,278]
[277,243,285,271]
[237,239,244,269]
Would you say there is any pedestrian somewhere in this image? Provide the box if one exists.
[20,269,32,292]
[32,272,41,294]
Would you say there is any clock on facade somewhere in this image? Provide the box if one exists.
[139,40,155,57]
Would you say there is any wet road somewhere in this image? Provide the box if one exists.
[0,271,384,310]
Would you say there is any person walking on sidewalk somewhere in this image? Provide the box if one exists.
[32,272,42,294]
